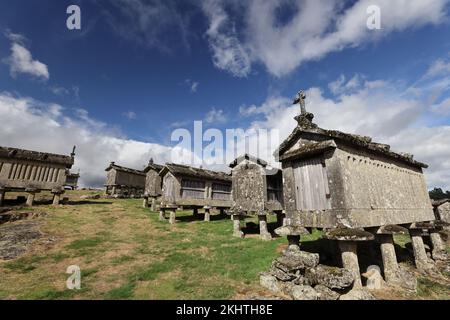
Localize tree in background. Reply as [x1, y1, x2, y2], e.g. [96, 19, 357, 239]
[429, 188, 450, 200]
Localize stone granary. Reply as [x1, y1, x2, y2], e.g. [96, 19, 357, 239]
[104, 162, 146, 198]
[142, 158, 163, 211]
[271, 90, 439, 291]
[432, 199, 450, 225]
[65, 171, 80, 190]
[159, 163, 232, 224]
[0, 146, 75, 206]
[229, 154, 284, 240]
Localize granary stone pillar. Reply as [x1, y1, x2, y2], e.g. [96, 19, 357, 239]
[159, 209, 166, 221]
[0, 188, 5, 206]
[325, 228, 374, 289]
[169, 209, 177, 224]
[275, 225, 309, 252]
[151, 198, 157, 212]
[204, 206, 211, 222]
[429, 229, 447, 261]
[232, 215, 244, 238]
[338, 241, 362, 288]
[26, 189, 38, 207]
[52, 188, 64, 206]
[378, 234, 400, 284]
[142, 197, 149, 208]
[111, 186, 117, 195]
[409, 228, 434, 271]
[258, 214, 272, 241]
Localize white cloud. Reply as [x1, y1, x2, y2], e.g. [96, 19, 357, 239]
[0, 92, 184, 187]
[184, 79, 199, 93]
[3, 31, 49, 80]
[123, 111, 137, 120]
[202, 0, 449, 77]
[202, 0, 251, 77]
[424, 56, 450, 79]
[205, 107, 227, 123]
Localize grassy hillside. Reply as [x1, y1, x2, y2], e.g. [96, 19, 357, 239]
[0, 190, 449, 300]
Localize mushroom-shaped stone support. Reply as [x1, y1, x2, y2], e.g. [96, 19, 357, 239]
[372, 225, 407, 285]
[325, 228, 374, 288]
[275, 225, 310, 252]
[408, 224, 435, 271]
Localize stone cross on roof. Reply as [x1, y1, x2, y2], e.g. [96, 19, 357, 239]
[293, 90, 307, 115]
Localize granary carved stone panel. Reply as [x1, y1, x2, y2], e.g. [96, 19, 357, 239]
[232, 163, 266, 213]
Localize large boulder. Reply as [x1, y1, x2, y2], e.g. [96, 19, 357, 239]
[290, 285, 318, 300]
[305, 265, 354, 290]
[268, 266, 297, 282]
[314, 284, 340, 300]
[339, 289, 376, 300]
[273, 251, 319, 273]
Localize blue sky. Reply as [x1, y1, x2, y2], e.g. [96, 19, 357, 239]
[1, 0, 450, 188]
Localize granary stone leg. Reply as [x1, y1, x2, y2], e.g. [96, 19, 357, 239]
[232, 215, 244, 238]
[204, 207, 211, 222]
[409, 229, 434, 271]
[159, 209, 166, 221]
[151, 198, 157, 212]
[142, 197, 149, 208]
[378, 234, 400, 284]
[258, 214, 272, 241]
[338, 241, 362, 288]
[26, 190, 37, 207]
[52, 193, 62, 206]
[111, 186, 116, 195]
[429, 229, 447, 261]
[0, 188, 5, 206]
[169, 209, 177, 225]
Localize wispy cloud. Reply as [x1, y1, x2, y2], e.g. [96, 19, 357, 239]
[3, 30, 49, 80]
[205, 107, 227, 123]
[185, 79, 199, 93]
[123, 110, 137, 120]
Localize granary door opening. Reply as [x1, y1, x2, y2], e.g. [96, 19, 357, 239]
[293, 157, 331, 211]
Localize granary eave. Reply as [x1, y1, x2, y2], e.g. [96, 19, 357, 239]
[229, 154, 268, 168]
[160, 163, 232, 182]
[279, 140, 337, 162]
[0, 146, 74, 167]
[275, 125, 428, 169]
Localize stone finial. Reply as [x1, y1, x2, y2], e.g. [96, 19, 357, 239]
[292, 90, 316, 129]
[293, 90, 307, 115]
[149, 158, 154, 165]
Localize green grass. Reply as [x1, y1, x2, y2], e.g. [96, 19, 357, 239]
[1, 192, 449, 300]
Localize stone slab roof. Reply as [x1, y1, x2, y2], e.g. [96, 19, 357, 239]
[161, 163, 231, 182]
[275, 114, 428, 169]
[0, 146, 74, 167]
[143, 163, 164, 173]
[105, 162, 145, 176]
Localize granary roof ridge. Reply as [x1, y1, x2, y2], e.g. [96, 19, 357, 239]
[105, 163, 146, 176]
[143, 162, 164, 173]
[229, 154, 268, 168]
[163, 163, 232, 182]
[0, 146, 74, 167]
[275, 124, 428, 169]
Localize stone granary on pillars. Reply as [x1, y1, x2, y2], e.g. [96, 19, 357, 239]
[104, 162, 146, 198]
[229, 154, 284, 240]
[0, 146, 75, 206]
[159, 163, 232, 224]
[142, 158, 163, 211]
[65, 171, 80, 190]
[273, 90, 438, 289]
